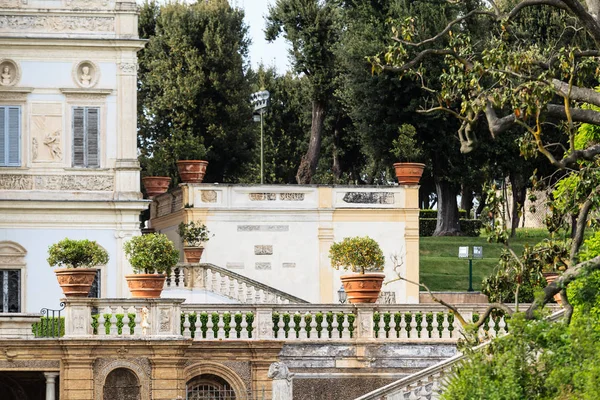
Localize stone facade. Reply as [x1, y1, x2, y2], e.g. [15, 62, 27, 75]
[0, 0, 148, 311]
[151, 184, 421, 304]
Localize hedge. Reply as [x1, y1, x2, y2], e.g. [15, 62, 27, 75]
[419, 209, 469, 219]
[419, 218, 482, 237]
[32, 316, 65, 338]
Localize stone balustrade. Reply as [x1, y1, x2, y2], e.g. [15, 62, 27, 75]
[165, 263, 309, 304]
[52, 299, 523, 343]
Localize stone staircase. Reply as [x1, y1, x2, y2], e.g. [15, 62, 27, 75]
[164, 262, 309, 304]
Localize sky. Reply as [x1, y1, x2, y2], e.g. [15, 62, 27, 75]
[231, 0, 291, 73]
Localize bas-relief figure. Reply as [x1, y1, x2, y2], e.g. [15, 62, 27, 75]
[1, 65, 11, 85]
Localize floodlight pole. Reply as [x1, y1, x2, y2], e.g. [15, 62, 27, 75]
[468, 259, 474, 292]
[260, 111, 264, 185]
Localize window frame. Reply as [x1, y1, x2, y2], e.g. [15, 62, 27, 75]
[71, 106, 100, 168]
[0, 105, 21, 167]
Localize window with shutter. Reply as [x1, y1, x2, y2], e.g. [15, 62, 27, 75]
[72, 107, 100, 168]
[0, 106, 21, 167]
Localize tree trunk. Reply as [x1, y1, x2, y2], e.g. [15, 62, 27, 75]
[433, 178, 461, 236]
[475, 191, 487, 218]
[460, 184, 474, 218]
[509, 172, 527, 237]
[296, 100, 326, 184]
[332, 119, 341, 183]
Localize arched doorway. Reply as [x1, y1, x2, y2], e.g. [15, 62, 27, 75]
[187, 373, 237, 400]
[103, 368, 140, 400]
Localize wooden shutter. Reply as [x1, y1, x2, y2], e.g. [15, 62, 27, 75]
[0, 108, 5, 166]
[7, 107, 19, 166]
[73, 107, 85, 167]
[86, 108, 100, 168]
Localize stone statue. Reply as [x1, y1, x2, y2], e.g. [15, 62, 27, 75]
[80, 65, 92, 86]
[43, 130, 62, 160]
[268, 362, 293, 400]
[141, 307, 150, 335]
[1, 65, 11, 85]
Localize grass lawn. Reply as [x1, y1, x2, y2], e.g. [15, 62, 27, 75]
[420, 229, 550, 292]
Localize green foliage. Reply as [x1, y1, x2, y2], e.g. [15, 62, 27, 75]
[234, 312, 242, 338]
[123, 233, 179, 274]
[32, 317, 65, 338]
[200, 312, 209, 339]
[245, 312, 254, 338]
[315, 312, 324, 338]
[579, 231, 600, 262]
[177, 222, 212, 247]
[293, 313, 301, 338]
[91, 314, 99, 335]
[329, 236, 385, 274]
[138, 0, 254, 183]
[47, 238, 109, 269]
[211, 312, 219, 338]
[391, 124, 424, 162]
[420, 218, 481, 237]
[222, 312, 231, 339]
[419, 218, 437, 236]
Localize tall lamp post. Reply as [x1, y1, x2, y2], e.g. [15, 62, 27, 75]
[250, 90, 270, 184]
[458, 246, 483, 292]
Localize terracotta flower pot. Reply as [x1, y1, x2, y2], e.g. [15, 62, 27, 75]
[176, 160, 209, 183]
[142, 176, 171, 198]
[393, 162, 425, 185]
[125, 274, 166, 298]
[54, 268, 97, 297]
[542, 272, 563, 306]
[340, 273, 385, 304]
[183, 247, 204, 263]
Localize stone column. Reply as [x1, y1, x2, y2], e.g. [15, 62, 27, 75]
[268, 362, 293, 400]
[44, 372, 59, 400]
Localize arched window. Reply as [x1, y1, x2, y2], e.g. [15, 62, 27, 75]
[103, 368, 140, 400]
[0, 241, 26, 313]
[187, 374, 237, 400]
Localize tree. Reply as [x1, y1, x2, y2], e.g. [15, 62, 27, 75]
[265, 0, 340, 184]
[375, 0, 600, 300]
[137, 0, 254, 184]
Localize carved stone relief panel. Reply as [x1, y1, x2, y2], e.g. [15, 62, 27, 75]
[0, 174, 114, 191]
[255, 262, 271, 270]
[0, 59, 20, 87]
[249, 193, 276, 201]
[0, 175, 33, 190]
[342, 192, 395, 204]
[200, 190, 217, 203]
[254, 245, 273, 255]
[31, 103, 63, 163]
[0, 1, 25, 9]
[0, 16, 115, 34]
[73, 60, 100, 88]
[280, 193, 304, 201]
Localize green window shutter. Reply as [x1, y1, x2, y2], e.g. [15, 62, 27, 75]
[7, 107, 20, 166]
[72, 107, 85, 167]
[86, 107, 100, 168]
[0, 107, 5, 166]
[0, 106, 21, 167]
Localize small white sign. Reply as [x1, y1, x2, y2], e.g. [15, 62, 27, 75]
[458, 246, 469, 259]
[473, 246, 483, 259]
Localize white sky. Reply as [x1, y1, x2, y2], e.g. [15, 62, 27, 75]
[232, 0, 291, 73]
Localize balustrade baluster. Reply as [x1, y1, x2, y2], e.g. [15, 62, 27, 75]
[246, 287, 254, 304]
[238, 282, 245, 303]
[122, 313, 130, 336]
[398, 314, 407, 339]
[240, 314, 248, 339]
[341, 314, 350, 340]
[229, 277, 235, 300]
[133, 307, 142, 335]
[309, 313, 318, 340]
[98, 313, 106, 337]
[299, 313, 307, 339]
[277, 314, 285, 338]
[210, 269, 217, 292]
[255, 289, 262, 303]
[183, 313, 191, 338]
[194, 312, 202, 340]
[217, 312, 225, 339]
[431, 313, 439, 339]
[498, 316, 507, 336]
[115, 307, 124, 336]
[409, 313, 419, 339]
[441, 313, 451, 339]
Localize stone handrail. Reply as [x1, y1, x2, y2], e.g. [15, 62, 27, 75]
[353, 308, 566, 400]
[58, 299, 556, 344]
[165, 263, 309, 304]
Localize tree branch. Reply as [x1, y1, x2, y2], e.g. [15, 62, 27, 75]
[505, 0, 569, 21]
[570, 184, 600, 261]
[381, 49, 473, 74]
[525, 255, 600, 319]
[553, 79, 600, 107]
[393, 10, 496, 48]
[561, 0, 600, 45]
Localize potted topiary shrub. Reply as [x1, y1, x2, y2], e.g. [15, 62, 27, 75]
[141, 151, 171, 198]
[123, 233, 179, 298]
[178, 221, 212, 263]
[391, 124, 426, 184]
[175, 136, 209, 184]
[47, 238, 108, 297]
[329, 236, 386, 304]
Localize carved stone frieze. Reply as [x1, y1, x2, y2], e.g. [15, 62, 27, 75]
[255, 262, 271, 270]
[282, 263, 296, 268]
[159, 308, 171, 332]
[342, 192, 395, 204]
[34, 175, 114, 191]
[0, 175, 33, 190]
[0, 1, 24, 9]
[201, 190, 217, 203]
[249, 192, 276, 201]
[0, 359, 60, 369]
[118, 63, 137, 74]
[237, 225, 289, 232]
[254, 245, 273, 255]
[0, 15, 115, 33]
[280, 193, 305, 201]
[65, 0, 111, 9]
